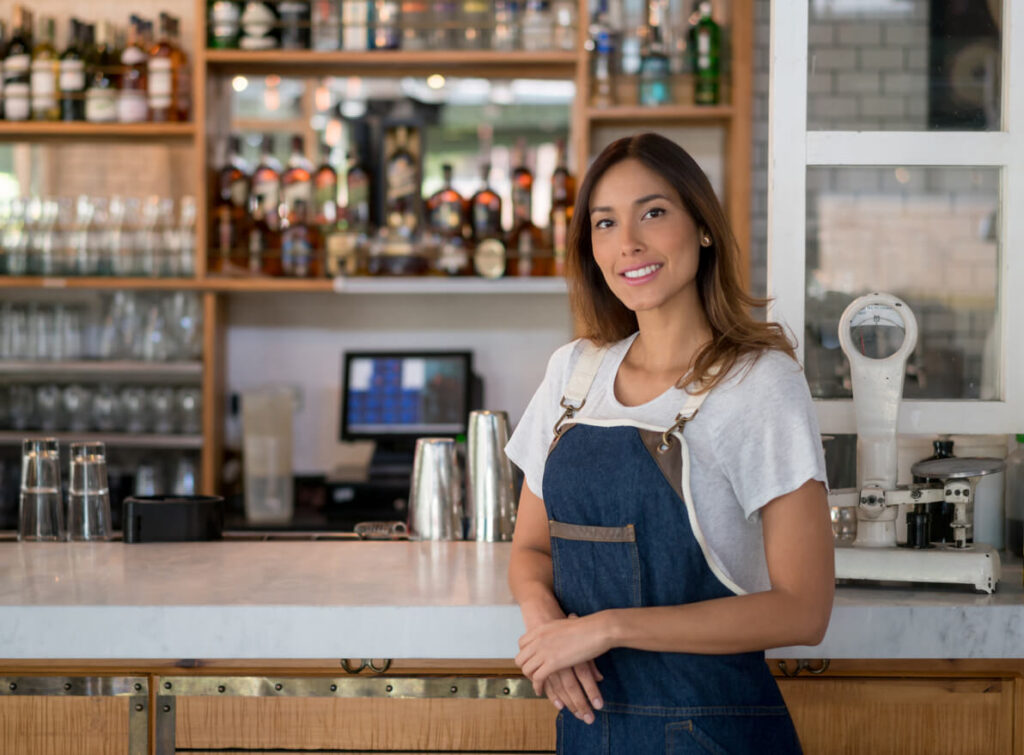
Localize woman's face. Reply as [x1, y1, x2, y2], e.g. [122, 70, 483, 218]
[589, 158, 704, 315]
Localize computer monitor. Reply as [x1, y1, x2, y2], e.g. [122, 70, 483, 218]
[340, 351, 474, 453]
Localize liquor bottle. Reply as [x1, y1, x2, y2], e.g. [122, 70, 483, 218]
[341, 1, 371, 50]
[692, 1, 720, 105]
[372, 1, 401, 50]
[385, 126, 420, 236]
[59, 20, 87, 121]
[492, 1, 520, 51]
[509, 141, 545, 276]
[281, 198, 321, 277]
[426, 164, 469, 275]
[208, 0, 243, 48]
[215, 135, 250, 270]
[3, 7, 34, 122]
[344, 149, 371, 232]
[510, 139, 533, 230]
[429, 1, 456, 48]
[278, 0, 312, 49]
[313, 142, 339, 227]
[400, 0, 430, 50]
[281, 135, 314, 230]
[549, 139, 575, 276]
[118, 17, 149, 123]
[85, 22, 118, 124]
[521, 1, 553, 52]
[459, 0, 490, 49]
[240, 1, 280, 50]
[250, 134, 283, 233]
[469, 162, 502, 242]
[169, 16, 191, 122]
[312, 0, 342, 50]
[589, 13, 615, 108]
[148, 13, 178, 122]
[552, 0, 576, 51]
[638, 0, 671, 106]
[30, 16, 60, 121]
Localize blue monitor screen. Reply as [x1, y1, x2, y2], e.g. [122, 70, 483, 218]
[343, 352, 470, 437]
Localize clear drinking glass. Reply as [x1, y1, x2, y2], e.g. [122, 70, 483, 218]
[175, 387, 202, 434]
[8, 384, 35, 430]
[149, 386, 176, 434]
[18, 438, 65, 542]
[62, 384, 93, 432]
[35, 383, 62, 431]
[121, 386, 150, 434]
[67, 441, 112, 541]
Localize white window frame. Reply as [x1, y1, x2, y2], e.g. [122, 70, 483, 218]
[767, 0, 1024, 435]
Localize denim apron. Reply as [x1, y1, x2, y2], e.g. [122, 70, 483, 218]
[542, 342, 802, 754]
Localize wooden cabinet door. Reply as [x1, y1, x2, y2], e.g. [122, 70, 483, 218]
[0, 697, 133, 755]
[778, 677, 1014, 755]
[176, 697, 557, 752]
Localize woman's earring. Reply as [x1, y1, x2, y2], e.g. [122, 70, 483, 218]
[700, 232, 712, 248]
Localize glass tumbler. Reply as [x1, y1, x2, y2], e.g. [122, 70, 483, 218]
[18, 438, 65, 541]
[67, 441, 112, 541]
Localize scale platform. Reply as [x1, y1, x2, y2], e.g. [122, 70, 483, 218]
[835, 543, 1001, 593]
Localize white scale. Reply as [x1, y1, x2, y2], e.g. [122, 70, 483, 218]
[830, 293, 1003, 593]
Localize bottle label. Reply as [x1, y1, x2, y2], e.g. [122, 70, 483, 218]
[282, 181, 312, 212]
[254, 179, 281, 220]
[4, 84, 30, 120]
[85, 88, 117, 122]
[30, 62, 57, 109]
[117, 91, 149, 122]
[241, 2, 277, 38]
[230, 178, 249, 208]
[59, 60, 85, 92]
[148, 58, 173, 108]
[4, 54, 30, 79]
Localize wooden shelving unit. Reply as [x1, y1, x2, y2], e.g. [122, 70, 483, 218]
[0, 0, 753, 497]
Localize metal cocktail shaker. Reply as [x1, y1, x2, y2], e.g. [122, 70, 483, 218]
[408, 437, 463, 540]
[466, 410, 517, 541]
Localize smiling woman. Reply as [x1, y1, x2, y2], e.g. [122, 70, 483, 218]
[505, 133, 834, 754]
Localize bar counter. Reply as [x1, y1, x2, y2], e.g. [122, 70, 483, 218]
[1, 540, 1022, 660]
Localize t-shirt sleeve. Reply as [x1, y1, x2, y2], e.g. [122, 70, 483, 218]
[504, 340, 580, 501]
[710, 353, 829, 521]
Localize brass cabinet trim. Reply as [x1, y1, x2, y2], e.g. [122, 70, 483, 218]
[0, 675, 148, 696]
[157, 675, 541, 699]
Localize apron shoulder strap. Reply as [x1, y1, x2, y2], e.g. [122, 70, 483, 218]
[562, 339, 607, 408]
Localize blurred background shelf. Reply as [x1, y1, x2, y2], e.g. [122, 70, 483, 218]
[0, 432, 203, 449]
[0, 360, 203, 382]
[331, 276, 569, 294]
[0, 122, 196, 141]
[585, 104, 735, 122]
[0, 277, 204, 290]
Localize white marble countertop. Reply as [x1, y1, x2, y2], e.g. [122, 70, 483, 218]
[0, 541, 1021, 660]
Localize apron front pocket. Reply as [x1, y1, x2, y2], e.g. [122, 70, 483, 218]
[549, 520, 643, 615]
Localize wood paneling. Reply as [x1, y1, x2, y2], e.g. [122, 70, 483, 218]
[176, 697, 557, 752]
[0, 697, 130, 755]
[779, 677, 1014, 755]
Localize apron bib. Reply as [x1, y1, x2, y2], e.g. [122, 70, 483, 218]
[542, 342, 802, 754]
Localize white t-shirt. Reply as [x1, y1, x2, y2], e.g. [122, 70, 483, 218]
[504, 333, 828, 594]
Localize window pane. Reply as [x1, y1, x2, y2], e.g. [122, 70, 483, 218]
[808, 0, 1002, 131]
[804, 166, 1000, 400]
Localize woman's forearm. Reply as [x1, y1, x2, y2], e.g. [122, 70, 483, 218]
[600, 588, 831, 656]
[508, 546, 564, 627]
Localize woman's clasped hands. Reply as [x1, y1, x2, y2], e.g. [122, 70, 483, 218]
[515, 611, 610, 725]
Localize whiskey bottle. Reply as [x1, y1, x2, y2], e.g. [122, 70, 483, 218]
[385, 126, 420, 236]
[400, 0, 430, 50]
[4, 6, 33, 122]
[117, 17, 149, 123]
[638, 0, 671, 106]
[510, 139, 533, 230]
[216, 135, 250, 269]
[169, 16, 191, 122]
[459, 0, 489, 49]
[344, 150, 372, 232]
[148, 13, 178, 122]
[492, 1, 520, 51]
[281, 135, 314, 227]
[692, 1, 720, 105]
[552, 0, 576, 51]
[282, 198, 321, 277]
[341, 1, 371, 50]
[549, 139, 575, 275]
[589, 13, 615, 108]
[427, 164, 469, 275]
[312, 0, 342, 50]
[509, 140, 547, 276]
[521, 1, 554, 52]
[278, 0, 312, 49]
[429, 0, 457, 48]
[59, 20, 87, 121]
[372, 1, 401, 50]
[250, 134, 283, 233]
[313, 142, 339, 227]
[30, 16, 60, 121]
[469, 163, 502, 242]
[208, 0, 242, 48]
[84, 22, 118, 124]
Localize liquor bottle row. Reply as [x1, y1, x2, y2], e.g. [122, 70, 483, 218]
[211, 129, 575, 279]
[0, 195, 197, 278]
[590, 0, 721, 107]
[0, 6, 190, 123]
[208, 0, 577, 52]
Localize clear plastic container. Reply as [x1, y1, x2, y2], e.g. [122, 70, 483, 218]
[242, 387, 296, 525]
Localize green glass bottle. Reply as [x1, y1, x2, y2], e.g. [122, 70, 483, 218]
[692, 1, 720, 106]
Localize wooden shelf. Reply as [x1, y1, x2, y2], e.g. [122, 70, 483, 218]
[202, 275, 568, 294]
[0, 122, 196, 141]
[0, 360, 203, 381]
[203, 276, 335, 292]
[0, 277, 204, 290]
[585, 104, 734, 123]
[203, 49, 579, 78]
[0, 432, 203, 449]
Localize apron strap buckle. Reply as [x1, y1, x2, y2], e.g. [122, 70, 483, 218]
[553, 396, 586, 437]
[657, 409, 699, 453]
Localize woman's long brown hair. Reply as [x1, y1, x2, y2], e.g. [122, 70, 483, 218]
[566, 133, 795, 393]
